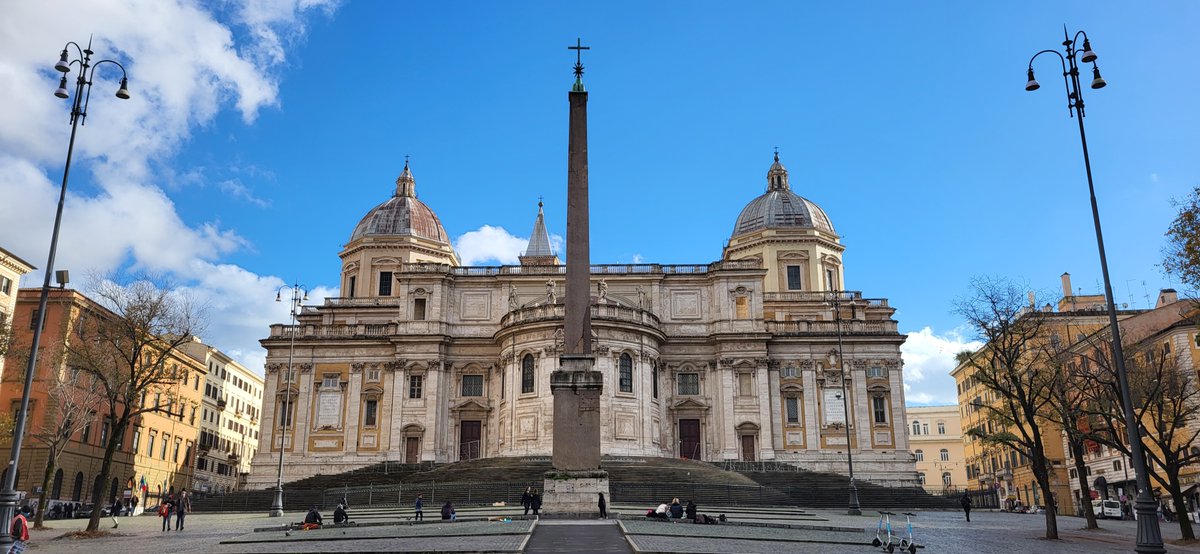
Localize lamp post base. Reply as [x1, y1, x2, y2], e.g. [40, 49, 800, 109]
[848, 479, 862, 516]
[0, 488, 19, 548]
[1132, 490, 1166, 554]
[269, 486, 284, 518]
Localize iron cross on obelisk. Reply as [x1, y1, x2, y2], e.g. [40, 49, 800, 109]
[568, 38, 589, 78]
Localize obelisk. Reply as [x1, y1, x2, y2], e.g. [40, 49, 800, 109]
[544, 38, 608, 515]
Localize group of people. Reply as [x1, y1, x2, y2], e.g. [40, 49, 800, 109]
[156, 490, 193, 531]
[646, 498, 715, 523]
[520, 487, 543, 517]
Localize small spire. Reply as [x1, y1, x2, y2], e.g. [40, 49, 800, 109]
[568, 38, 590, 92]
[773, 146, 780, 163]
[766, 150, 790, 192]
[521, 198, 559, 265]
[395, 159, 416, 197]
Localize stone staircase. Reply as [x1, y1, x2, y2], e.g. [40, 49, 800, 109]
[193, 456, 953, 512]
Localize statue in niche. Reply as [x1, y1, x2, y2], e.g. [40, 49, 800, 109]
[597, 279, 608, 304]
[636, 285, 648, 309]
[545, 280, 557, 304]
[508, 284, 519, 311]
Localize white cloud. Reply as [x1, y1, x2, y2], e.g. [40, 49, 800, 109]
[631, 254, 645, 264]
[0, 0, 339, 374]
[454, 225, 529, 266]
[900, 326, 983, 407]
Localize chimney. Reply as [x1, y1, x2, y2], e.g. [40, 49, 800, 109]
[1156, 289, 1178, 308]
[1061, 272, 1072, 298]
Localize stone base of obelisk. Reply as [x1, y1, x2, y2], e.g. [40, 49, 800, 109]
[544, 355, 606, 515]
[541, 469, 610, 516]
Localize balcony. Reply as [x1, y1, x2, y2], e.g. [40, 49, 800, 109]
[216, 398, 227, 409]
[268, 322, 398, 339]
[763, 291, 889, 307]
[500, 302, 661, 329]
[395, 259, 761, 277]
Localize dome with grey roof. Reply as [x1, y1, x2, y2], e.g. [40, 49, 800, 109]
[348, 163, 451, 244]
[731, 153, 835, 237]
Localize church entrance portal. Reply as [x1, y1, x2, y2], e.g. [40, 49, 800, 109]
[460, 421, 481, 461]
[679, 419, 701, 460]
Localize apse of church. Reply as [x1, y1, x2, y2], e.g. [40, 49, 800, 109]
[248, 154, 915, 488]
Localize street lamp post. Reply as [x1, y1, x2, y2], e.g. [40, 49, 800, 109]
[830, 291, 862, 516]
[0, 38, 129, 549]
[1026, 28, 1164, 554]
[269, 283, 307, 517]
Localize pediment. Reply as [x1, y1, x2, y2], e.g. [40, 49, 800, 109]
[670, 398, 710, 411]
[450, 399, 492, 412]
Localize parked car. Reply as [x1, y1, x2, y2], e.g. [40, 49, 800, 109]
[73, 504, 111, 518]
[1092, 499, 1122, 519]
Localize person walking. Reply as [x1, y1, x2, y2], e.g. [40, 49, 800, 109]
[175, 490, 192, 530]
[598, 492, 607, 519]
[960, 492, 973, 522]
[159, 495, 175, 532]
[414, 494, 424, 521]
[110, 497, 122, 528]
[522, 487, 533, 516]
[531, 490, 542, 517]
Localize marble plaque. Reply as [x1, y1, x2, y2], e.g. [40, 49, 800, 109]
[786, 431, 804, 445]
[826, 435, 848, 446]
[874, 431, 892, 444]
[670, 290, 702, 319]
[518, 414, 538, 438]
[460, 291, 491, 320]
[823, 389, 845, 424]
[313, 438, 339, 448]
[614, 413, 636, 440]
[317, 390, 342, 428]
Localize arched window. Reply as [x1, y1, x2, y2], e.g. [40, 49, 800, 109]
[651, 362, 659, 399]
[940, 448, 950, 462]
[915, 449, 924, 462]
[942, 472, 952, 487]
[52, 469, 63, 499]
[619, 354, 633, 393]
[521, 355, 535, 394]
[72, 472, 83, 501]
[912, 421, 921, 435]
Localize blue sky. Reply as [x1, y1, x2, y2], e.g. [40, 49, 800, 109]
[2, 1, 1196, 406]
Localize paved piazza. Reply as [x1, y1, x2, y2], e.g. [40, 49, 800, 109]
[21, 509, 1200, 553]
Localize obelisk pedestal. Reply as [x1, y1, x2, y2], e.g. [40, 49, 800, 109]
[542, 39, 609, 516]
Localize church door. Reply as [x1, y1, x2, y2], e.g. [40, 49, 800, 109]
[741, 435, 756, 462]
[679, 419, 701, 460]
[459, 421, 481, 461]
[405, 437, 421, 463]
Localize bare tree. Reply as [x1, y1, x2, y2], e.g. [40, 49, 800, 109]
[29, 365, 104, 528]
[66, 276, 205, 532]
[1077, 333, 1200, 540]
[1040, 347, 1099, 530]
[955, 277, 1061, 539]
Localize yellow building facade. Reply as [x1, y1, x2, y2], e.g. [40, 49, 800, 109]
[906, 405, 968, 493]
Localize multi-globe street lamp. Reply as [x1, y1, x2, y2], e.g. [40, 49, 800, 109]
[269, 283, 307, 517]
[1025, 28, 1164, 554]
[830, 291, 862, 516]
[0, 38, 130, 549]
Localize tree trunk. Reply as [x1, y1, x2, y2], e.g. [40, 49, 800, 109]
[33, 452, 56, 529]
[1168, 471, 1196, 540]
[1069, 439, 1099, 530]
[86, 419, 128, 532]
[1035, 469, 1060, 539]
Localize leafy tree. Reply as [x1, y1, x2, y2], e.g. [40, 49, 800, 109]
[955, 277, 1061, 539]
[66, 276, 205, 532]
[1163, 185, 1200, 293]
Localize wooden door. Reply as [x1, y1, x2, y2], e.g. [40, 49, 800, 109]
[679, 419, 701, 460]
[405, 437, 420, 463]
[741, 435, 756, 461]
[459, 421, 481, 461]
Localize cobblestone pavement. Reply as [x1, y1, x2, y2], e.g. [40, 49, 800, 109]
[625, 509, 1200, 553]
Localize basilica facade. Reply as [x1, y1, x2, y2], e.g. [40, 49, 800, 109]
[247, 154, 917, 488]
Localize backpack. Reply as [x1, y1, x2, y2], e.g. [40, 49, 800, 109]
[158, 504, 169, 517]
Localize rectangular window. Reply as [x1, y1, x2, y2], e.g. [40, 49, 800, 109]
[867, 366, 886, 378]
[500, 368, 505, 399]
[409, 375, 423, 399]
[132, 428, 141, 453]
[734, 297, 749, 319]
[785, 265, 802, 290]
[100, 421, 110, 445]
[937, 422, 946, 434]
[678, 373, 700, 396]
[147, 432, 157, 456]
[737, 373, 752, 397]
[413, 298, 427, 321]
[826, 268, 837, 290]
[160, 435, 170, 459]
[364, 399, 378, 427]
[348, 275, 356, 298]
[781, 365, 799, 378]
[378, 271, 393, 296]
[651, 364, 659, 399]
[367, 369, 381, 382]
[872, 396, 888, 424]
[785, 397, 799, 424]
[0, 276, 10, 294]
[461, 375, 483, 397]
[322, 374, 340, 389]
[29, 308, 43, 330]
[173, 440, 181, 462]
